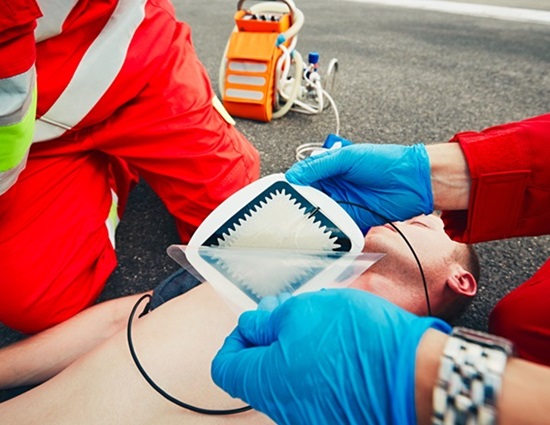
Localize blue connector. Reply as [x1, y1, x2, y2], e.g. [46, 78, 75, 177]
[322, 134, 353, 149]
[308, 51, 320, 65]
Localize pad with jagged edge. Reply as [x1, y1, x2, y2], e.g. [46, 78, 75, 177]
[199, 181, 352, 302]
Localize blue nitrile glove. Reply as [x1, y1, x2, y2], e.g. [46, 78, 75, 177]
[285, 141, 434, 234]
[257, 293, 292, 312]
[211, 289, 450, 425]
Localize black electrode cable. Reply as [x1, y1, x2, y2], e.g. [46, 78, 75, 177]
[126, 293, 253, 415]
[126, 201, 431, 415]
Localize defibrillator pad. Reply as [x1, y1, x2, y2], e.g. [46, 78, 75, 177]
[167, 174, 383, 312]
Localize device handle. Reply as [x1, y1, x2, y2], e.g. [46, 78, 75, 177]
[236, 0, 304, 42]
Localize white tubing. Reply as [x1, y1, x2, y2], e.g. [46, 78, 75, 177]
[272, 47, 303, 119]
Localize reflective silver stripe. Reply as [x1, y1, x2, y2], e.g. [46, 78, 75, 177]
[0, 150, 28, 195]
[228, 61, 268, 73]
[227, 75, 266, 86]
[35, 0, 80, 42]
[225, 88, 264, 101]
[34, 0, 147, 142]
[0, 68, 34, 126]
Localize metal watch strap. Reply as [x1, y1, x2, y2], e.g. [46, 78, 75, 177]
[432, 327, 514, 425]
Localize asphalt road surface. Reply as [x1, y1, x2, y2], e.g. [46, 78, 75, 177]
[1, 0, 550, 347]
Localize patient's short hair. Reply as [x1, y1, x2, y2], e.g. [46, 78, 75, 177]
[455, 244, 481, 282]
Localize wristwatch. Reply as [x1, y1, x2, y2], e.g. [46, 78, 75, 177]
[432, 327, 515, 425]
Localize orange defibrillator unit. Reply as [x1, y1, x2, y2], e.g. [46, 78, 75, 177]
[219, 0, 305, 122]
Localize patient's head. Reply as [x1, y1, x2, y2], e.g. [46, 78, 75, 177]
[352, 214, 479, 321]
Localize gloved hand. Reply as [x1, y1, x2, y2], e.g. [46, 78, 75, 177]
[211, 289, 450, 425]
[285, 141, 434, 233]
[256, 293, 292, 312]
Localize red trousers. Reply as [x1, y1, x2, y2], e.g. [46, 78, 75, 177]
[490, 259, 550, 366]
[0, 3, 259, 334]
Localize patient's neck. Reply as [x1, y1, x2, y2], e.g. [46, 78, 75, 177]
[351, 270, 429, 316]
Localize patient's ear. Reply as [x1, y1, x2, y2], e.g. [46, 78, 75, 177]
[446, 265, 477, 296]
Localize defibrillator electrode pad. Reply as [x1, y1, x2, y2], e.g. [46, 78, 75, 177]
[167, 174, 384, 312]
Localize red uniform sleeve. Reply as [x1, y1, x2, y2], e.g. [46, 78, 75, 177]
[0, 0, 41, 78]
[441, 113, 550, 243]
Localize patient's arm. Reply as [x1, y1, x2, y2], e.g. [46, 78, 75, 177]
[0, 292, 150, 390]
[0, 284, 272, 425]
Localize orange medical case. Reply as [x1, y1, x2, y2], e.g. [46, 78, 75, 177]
[221, 9, 292, 122]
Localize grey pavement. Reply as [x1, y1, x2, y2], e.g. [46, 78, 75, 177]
[1, 0, 550, 347]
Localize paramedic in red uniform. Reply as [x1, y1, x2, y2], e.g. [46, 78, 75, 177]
[283, 113, 550, 366]
[0, 0, 260, 334]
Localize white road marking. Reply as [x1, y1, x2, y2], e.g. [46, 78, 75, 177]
[342, 0, 550, 25]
